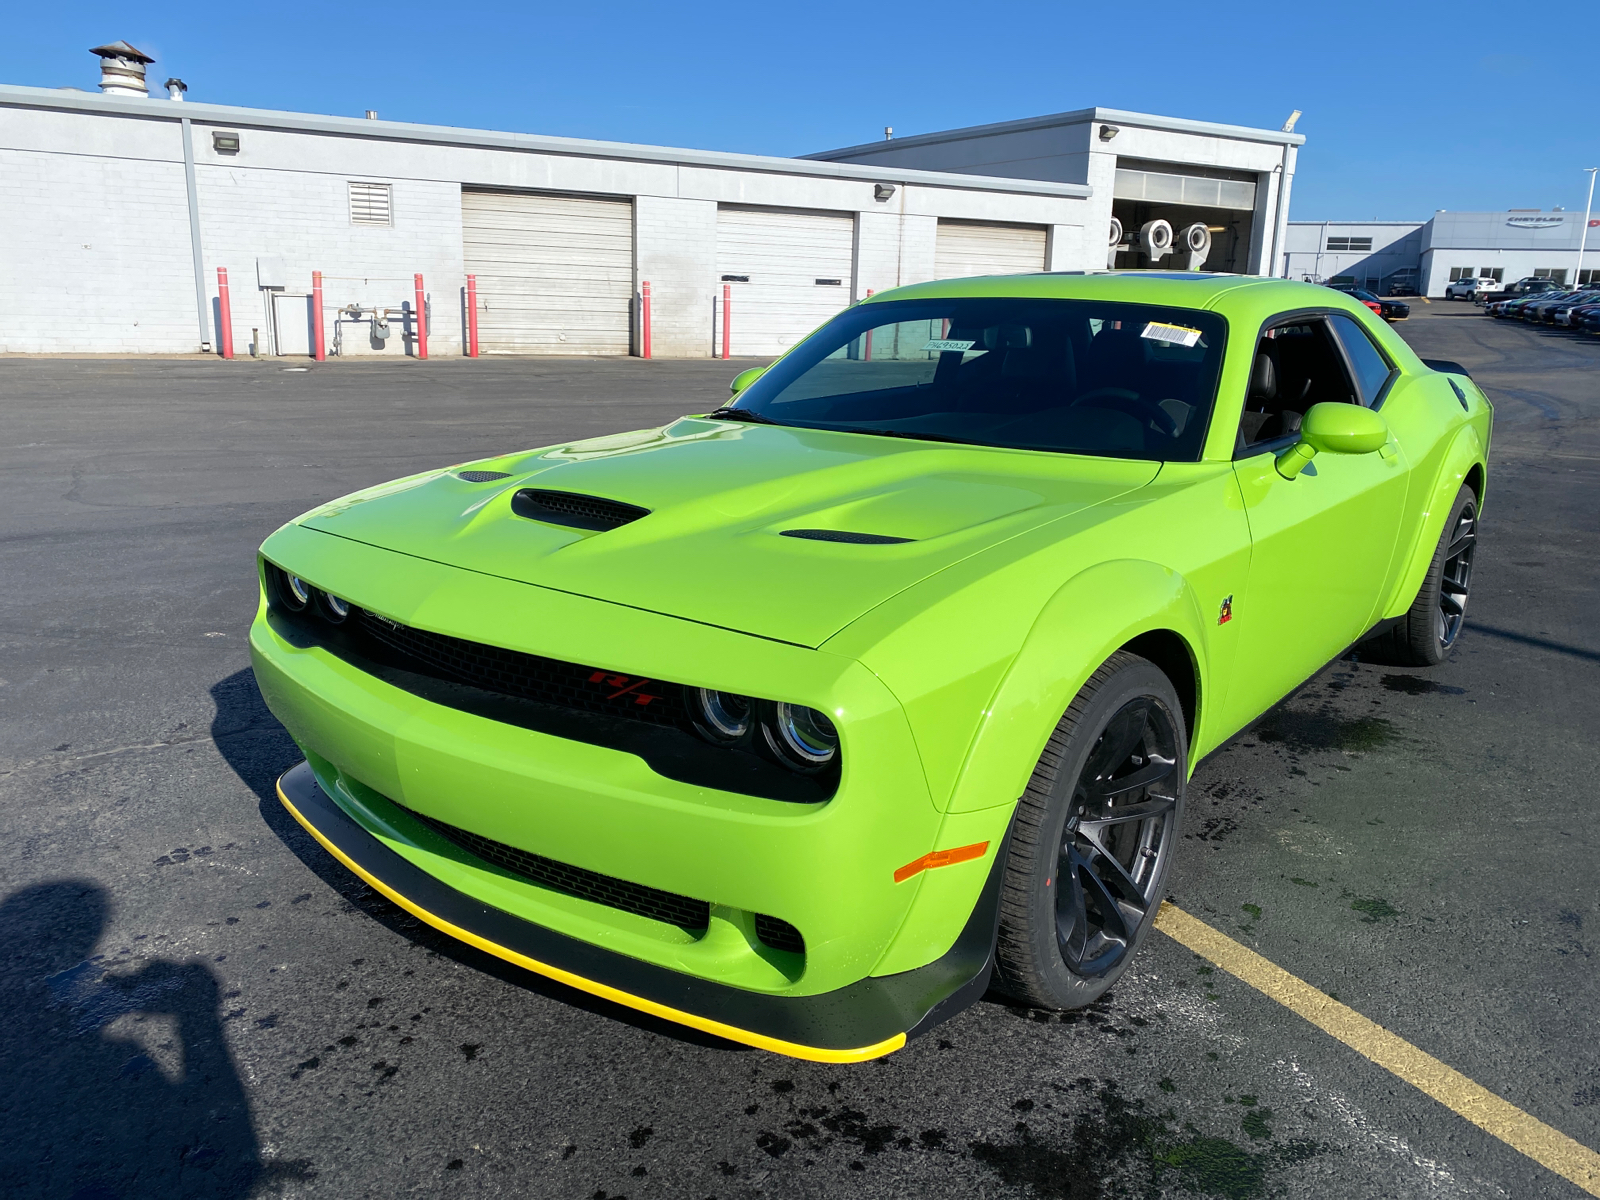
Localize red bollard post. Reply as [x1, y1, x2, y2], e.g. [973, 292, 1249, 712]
[413, 273, 428, 359]
[863, 289, 875, 360]
[641, 280, 652, 359]
[216, 267, 234, 359]
[721, 282, 731, 360]
[311, 271, 326, 361]
[466, 274, 479, 358]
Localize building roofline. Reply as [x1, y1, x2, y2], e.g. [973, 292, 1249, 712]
[804, 106, 1306, 161]
[0, 84, 1093, 200]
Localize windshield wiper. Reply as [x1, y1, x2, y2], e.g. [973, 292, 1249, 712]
[706, 406, 782, 425]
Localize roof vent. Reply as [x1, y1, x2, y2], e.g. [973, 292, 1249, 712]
[511, 488, 650, 532]
[780, 529, 912, 545]
[90, 41, 154, 98]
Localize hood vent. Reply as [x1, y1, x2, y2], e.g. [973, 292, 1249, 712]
[457, 470, 511, 482]
[781, 529, 913, 545]
[512, 488, 651, 532]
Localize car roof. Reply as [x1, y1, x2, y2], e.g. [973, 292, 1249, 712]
[869, 271, 1330, 312]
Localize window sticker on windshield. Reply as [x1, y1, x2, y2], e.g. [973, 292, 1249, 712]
[922, 338, 976, 352]
[1140, 322, 1203, 348]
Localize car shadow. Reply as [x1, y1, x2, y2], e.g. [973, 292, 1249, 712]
[208, 667, 742, 1052]
[0, 880, 283, 1198]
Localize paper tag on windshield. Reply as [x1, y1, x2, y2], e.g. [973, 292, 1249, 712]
[1140, 322, 1202, 348]
[923, 338, 976, 352]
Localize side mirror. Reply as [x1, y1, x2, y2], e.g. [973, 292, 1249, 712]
[730, 366, 766, 396]
[1276, 402, 1389, 479]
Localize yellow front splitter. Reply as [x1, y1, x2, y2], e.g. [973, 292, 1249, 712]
[274, 762, 997, 1062]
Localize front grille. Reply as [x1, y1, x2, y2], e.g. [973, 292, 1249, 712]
[781, 528, 912, 545]
[406, 806, 711, 931]
[405, 804, 806, 956]
[357, 611, 684, 728]
[512, 488, 650, 532]
[457, 470, 512, 482]
[755, 914, 805, 955]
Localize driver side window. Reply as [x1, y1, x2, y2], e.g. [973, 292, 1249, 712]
[1237, 317, 1359, 452]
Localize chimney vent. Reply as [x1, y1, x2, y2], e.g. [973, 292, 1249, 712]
[365, 110, 378, 120]
[90, 41, 154, 97]
[165, 77, 187, 101]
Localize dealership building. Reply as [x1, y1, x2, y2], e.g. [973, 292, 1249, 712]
[1284, 211, 1600, 296]
[0, 44, 1304, 357]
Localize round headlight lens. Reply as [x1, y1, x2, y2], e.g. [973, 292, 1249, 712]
[279, 571, 310, 611]
[766, 702, 839, 770]
[318, 591, 350, 622]
[687, 688, 753, 744]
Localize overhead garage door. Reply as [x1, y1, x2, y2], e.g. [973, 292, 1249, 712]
[934, 220, 1048, 280]
[462, 189, 634, 354]
[716, 206, 854, 357]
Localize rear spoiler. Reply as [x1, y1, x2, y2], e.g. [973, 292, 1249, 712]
[1421, 358, 1472, 379]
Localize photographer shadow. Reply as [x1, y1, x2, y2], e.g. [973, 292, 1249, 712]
[0, 881, 264, 1199]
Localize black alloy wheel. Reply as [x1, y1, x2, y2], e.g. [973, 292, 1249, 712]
[1056, 696, 1181, 979]
[1435, 501, 1476, 649]
[994, 651, 1187, 1010]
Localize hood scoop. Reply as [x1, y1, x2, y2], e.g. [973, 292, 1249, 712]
[780, 529, 913, 545]
[512, 488, 651, 532]
[457, 469, 512, 482]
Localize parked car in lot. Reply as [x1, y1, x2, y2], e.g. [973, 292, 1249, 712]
[1578, 306, 1600, 335]
[251, 274, 1492, 1060]
[1387, 279, 1419, 296]
[1331, 285, 1410, 321]
[1523, 290, 1597, 323]
[1557, 297, 1600, 328]
[1481, 278, 1562, 308]
[1445, 277, 1498, 300]
[1541, 290, 1600, 325]
[1489, 290, 1562, 318]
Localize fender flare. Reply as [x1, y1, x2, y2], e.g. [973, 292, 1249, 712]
[944, 558, 1210, 814]
[1382, 425, 1487, 620]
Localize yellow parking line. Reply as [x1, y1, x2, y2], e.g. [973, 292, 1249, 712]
[1154, 902, 1600, 1196]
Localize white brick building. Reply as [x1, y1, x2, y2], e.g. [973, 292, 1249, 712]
[0, 80, 1302, 358]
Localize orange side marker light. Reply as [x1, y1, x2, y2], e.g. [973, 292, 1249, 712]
[893, 841, 990, 884]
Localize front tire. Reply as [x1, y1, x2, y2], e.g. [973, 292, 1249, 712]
[993, 652, 1187, 1010]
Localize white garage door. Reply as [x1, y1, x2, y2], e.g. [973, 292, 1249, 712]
[462, 189, 634, 354]
[716, 206, 854, 357]
[934, 220, 1048, 280]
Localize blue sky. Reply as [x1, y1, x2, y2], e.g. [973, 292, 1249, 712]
[6, 1, 1595, 221]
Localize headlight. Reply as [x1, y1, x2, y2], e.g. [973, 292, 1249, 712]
[687, 688, 753, 744]
[316, 591, 350, 623]
[763, 702, 839, 772]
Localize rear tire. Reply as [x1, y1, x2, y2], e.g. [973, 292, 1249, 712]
[992, 652, 1187, 1010]
[1367, 486, 1477, 667]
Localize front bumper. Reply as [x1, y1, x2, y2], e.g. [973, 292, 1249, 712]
[276, 761, 1002, 1061]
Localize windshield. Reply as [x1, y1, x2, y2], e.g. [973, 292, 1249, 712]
[723, 297, 1228, 462]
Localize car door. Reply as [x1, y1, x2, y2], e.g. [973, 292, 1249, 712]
[1222, 311, 1410, 732]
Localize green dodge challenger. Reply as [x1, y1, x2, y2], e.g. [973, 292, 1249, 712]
[251, 273, 1491, 1061]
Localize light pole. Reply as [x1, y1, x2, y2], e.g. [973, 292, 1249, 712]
[1577, 167, 1598, 286]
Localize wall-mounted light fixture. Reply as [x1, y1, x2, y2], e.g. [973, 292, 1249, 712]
[212, 131, 240, 155]
[874, 183, 896, 201]
[1098, 124, 1119, 141]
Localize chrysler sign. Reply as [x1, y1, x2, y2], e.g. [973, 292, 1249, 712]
[1505, 215, 1565, 228]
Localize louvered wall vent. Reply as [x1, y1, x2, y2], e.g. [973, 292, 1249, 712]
[349, 181, 393, 226]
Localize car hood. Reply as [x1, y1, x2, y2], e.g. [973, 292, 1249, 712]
[299, 417, 1160, 647]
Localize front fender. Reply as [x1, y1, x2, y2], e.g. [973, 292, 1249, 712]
[945, 559, 1210, 814]
[1382, 423, 1488, 621]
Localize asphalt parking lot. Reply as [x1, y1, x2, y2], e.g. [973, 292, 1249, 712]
[2, 301, 1597, 1200]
